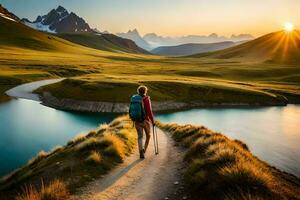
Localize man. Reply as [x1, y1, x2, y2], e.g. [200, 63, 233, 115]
[129, 85, 155, 159]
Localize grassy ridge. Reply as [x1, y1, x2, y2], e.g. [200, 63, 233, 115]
[36, 78, 288, 105]
[193, 31, 300, 65]
[157, 122, 300, 200]
[0, 115, 136, 199]
[58, 33, 149, 54]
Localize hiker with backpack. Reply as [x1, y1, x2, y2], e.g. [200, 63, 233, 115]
[129, 85, 155, 159]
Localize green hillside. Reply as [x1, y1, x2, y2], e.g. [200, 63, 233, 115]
[58, 33, 149, 54]
[0, 17, 82, 52]
[193, 31, 300, 64]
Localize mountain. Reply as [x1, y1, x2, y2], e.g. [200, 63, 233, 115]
[193, 31, 300, 64]
[151, 41, 236, 56]
[0, 6, 148, 55]
[117, 29, 152, 50]
[0, 12, 87, 52]
[58, 33, 149, 54]
[0, 4, 20, 22]
[143, 33, 254, 48]
[21, 6, 93, 33]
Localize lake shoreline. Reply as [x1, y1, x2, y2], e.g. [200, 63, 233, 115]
[39, 91, 288, 113]
[5, 78, 294, 113]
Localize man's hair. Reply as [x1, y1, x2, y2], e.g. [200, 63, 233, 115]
[137, 85, 148, 95]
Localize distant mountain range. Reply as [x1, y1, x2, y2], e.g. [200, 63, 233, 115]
[151, 41, 238, 56]
[117, 29, 254, 50]
[21, 6, 93, 33]
[144, 32, 254, 47]
[117, 29, 152, 50]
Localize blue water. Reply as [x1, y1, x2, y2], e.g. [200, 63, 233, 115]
[0, 99, 299, 178]
[0, 99, 118, 176]
[157, 105, 300, 177]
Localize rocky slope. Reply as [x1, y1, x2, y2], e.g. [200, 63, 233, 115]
[21, 6, 93, 33]
[0, 4, 20, 22]
[117, 29, 152, 50]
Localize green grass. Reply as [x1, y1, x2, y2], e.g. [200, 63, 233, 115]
[192, 30, 300, 65]
[58, 33, 148, 54]
[0, 115, 137, 199]
[36, 77, 291, 105]
[157, 122, 300, 200]
[1, 17, 300, 105]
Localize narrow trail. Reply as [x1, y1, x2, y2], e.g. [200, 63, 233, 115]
[71, 128, 187, 200]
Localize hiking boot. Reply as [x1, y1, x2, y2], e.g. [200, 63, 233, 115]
[139, 150, 145, 159]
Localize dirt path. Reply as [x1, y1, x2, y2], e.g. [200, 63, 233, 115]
[71, 128, 187, 200]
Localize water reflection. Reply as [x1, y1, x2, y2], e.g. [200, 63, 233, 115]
[0, 99, 118, 176]
[157, 105, 300, 177]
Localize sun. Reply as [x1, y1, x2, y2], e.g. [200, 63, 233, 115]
[284, 22, 294, 32]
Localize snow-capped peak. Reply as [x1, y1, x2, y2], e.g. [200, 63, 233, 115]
[21, 5, 93, 34]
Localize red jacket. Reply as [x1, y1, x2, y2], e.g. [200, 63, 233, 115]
[142, 96, 154, 124]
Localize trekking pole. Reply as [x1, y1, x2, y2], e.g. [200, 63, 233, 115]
[154, 126, 159, 154]
[152, 125, 158, 155]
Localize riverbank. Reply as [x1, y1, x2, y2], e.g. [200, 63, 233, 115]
[5, 78, 290, 113]
[0, 115, 137, 199]
[40, 91, 288, 113]
[1, 115, 300, 200]
[157, 122, 300, 200]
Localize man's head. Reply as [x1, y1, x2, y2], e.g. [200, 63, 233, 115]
[137, 85, 148, 96]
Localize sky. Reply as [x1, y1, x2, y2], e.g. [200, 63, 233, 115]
[1, 0, 300, 37]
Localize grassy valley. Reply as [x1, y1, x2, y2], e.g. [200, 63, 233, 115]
[1, 15, 300, 106]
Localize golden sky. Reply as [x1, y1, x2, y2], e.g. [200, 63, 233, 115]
[3, 0, 300, 37]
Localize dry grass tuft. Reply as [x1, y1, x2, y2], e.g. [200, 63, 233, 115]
[15, 179, 69, 200]
[40, 179, 69, 200]
[86, 131, 97, 138]
[103, 133, 126, 159]
[28, 151, 48, 166]
[67, 133, 86, 146]
[158, 121, 300, 200]
[86, 151, 102, 164]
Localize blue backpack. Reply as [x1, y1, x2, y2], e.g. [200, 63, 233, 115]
[129, 94, 146, 122]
